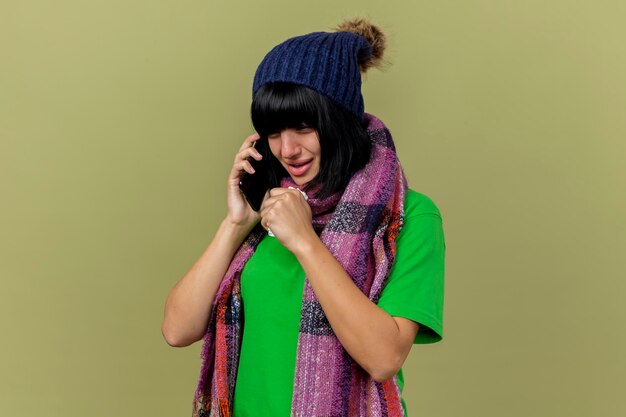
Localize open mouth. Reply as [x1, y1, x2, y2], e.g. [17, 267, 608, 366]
[286, 159, 313, 177]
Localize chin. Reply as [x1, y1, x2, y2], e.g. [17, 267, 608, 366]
[291, 178, 309, 186]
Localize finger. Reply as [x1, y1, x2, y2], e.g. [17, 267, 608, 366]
[234, 159, 256, 175]
[258, 190, 272, 212]
[259, 197, 279, 220]
[269, 188, 306, 203]
[245, 146, 263, 161]
[259, 210, 269, 227]
[234, 147, 262, 164]
[268, 187, 291, 197]
[259, 191, 292, 218]
[259, 198, 272, 218]
[238, 132, 261, 152]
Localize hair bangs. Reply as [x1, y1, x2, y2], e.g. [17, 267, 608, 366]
[251, 83, 320, 137]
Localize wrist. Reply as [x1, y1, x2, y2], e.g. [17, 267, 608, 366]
[224, 210, 257, 230]
[220, 217, 256, 243]
[291, 228, 323, 259]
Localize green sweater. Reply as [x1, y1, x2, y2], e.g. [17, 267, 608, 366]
[233, 189, 446, 416]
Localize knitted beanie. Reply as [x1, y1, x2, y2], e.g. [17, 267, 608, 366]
[252, 18, 386, 119]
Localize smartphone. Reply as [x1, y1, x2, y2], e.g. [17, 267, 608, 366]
[239, 137, 271, 211]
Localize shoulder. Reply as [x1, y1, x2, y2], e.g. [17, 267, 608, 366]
[404, 189, 442, 219]
[396, 189, 446, 248]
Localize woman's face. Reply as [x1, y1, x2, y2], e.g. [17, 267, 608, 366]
[268, 127, 321, 186]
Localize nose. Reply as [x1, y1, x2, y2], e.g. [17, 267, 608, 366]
[279, 130, 300, 158]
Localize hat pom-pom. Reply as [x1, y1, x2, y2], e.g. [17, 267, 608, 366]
[336, 18, 386, 73]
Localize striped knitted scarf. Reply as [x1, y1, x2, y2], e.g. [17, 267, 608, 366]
[193, 113, 408, 417]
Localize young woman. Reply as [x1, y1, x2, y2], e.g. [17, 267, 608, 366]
[162, 18, 446, 417]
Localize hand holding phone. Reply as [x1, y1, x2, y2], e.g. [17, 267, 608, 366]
[239, 137, 271, 211]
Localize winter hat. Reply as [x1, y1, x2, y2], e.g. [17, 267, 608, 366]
[252, 18, 386, 119]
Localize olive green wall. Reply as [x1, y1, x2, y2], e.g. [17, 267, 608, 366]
[2, 1, 624, 416]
